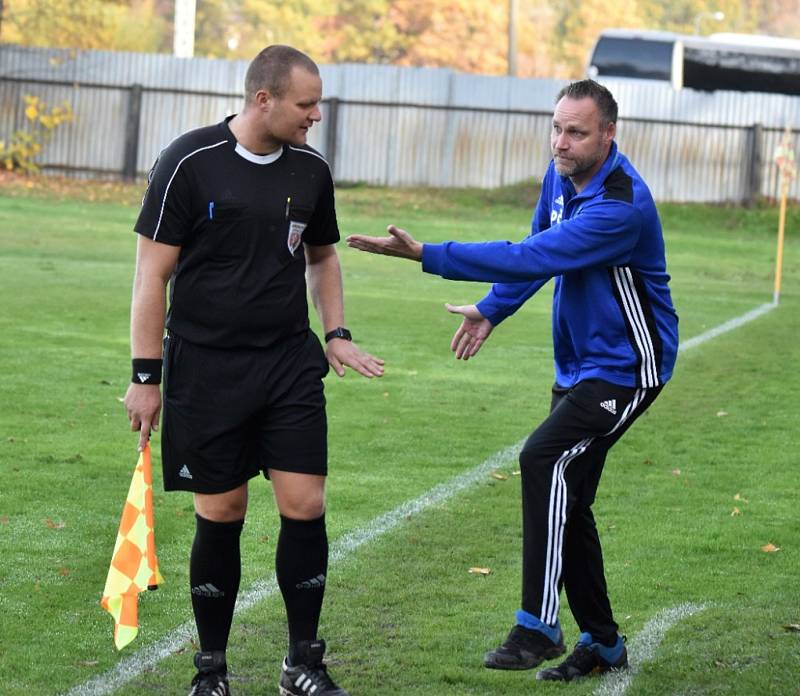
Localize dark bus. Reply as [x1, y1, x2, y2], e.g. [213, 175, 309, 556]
[587, 29, 800, 96]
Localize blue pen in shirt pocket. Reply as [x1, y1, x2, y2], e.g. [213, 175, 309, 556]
[208, 201, 215, 220]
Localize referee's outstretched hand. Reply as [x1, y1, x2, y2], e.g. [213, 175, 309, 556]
[325, 339, 385, 378]
[124, 383, 162, 451]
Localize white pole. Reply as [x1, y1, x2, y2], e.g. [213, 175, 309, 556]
[507, 0, 518, 76]
[173, 0, 197, 58]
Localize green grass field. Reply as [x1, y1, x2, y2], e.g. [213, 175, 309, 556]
[0, 177, 798, 696]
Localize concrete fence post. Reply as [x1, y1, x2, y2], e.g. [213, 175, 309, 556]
[745, 122, 763, 207]
[324, 97, 339, 178]
[122, 83, 143, 181]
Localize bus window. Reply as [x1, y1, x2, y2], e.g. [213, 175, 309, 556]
[588, 36, 674, 81]
[683, 45, 800, 95]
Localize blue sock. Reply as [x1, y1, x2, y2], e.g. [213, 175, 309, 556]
[579, 632, 625, 663]
[515, 609, 562, 643]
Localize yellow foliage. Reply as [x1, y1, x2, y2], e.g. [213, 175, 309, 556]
[0, 95, 75, 173]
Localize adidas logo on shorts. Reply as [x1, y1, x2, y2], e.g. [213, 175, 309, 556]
[600, 399, 617, 415]
[179, 464, 193, 479]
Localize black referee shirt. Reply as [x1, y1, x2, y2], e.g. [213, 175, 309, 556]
[135, 116, 339, 348]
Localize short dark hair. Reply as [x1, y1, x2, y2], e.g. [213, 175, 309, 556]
[244, 45, 319, 102]
[555, 79, 618, 128]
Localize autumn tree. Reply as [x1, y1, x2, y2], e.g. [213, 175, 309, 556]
[195, 0, 335, 60]
[2, 0, 168, 51]
[2, 0, 800, 81]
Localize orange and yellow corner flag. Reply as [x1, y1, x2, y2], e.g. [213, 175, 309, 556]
[100, 443, 164, 650]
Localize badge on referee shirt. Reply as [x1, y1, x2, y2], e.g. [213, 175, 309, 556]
[287, 221, 306, 255]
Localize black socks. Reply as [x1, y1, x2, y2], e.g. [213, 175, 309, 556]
[275, 514, 328, 664]
[189, 512, 329, 664]
[190, 514, 244, 652]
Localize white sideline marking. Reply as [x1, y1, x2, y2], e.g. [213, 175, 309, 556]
[592, 603, 708, 696]
[678, 302, 776, 353]
[64, 302, 773, 695]
[62, 442, 525, 696]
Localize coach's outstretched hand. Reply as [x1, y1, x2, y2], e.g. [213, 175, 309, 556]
[446, 304, 494, 360]
[346, 225, 423, 261]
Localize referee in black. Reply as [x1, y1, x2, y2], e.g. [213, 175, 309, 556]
[123, 45, 383, 696]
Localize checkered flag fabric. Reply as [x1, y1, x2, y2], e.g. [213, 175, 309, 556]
[100, 444, 164, 649]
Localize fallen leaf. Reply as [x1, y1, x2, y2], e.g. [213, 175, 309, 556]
[78, 660, 99, 667]
[511, 470, 521, 476]
[783, 624, 800, 633]
[761, 543, 780, 553]
[734, 493, 749, 503]
[58, 567, 70, 577]
[671, 468, 681, 476]
[468, 567, 491, 576]
[0, 516, 8, 524]
[44, 518, 66, 529]
[716, 411, 728, 417]
[730, 507, 741, 516]
[491, 472, 508, 481]
[643, 458, 653, 465]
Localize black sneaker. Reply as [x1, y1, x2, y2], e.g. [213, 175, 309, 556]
[537, 634, 628, 681]
[484, 625, 566, 670]
[189, 651, 231, 696]
[278, 639, 349, 696]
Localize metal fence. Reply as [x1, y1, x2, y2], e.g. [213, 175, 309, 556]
[1, 44, 799, 202]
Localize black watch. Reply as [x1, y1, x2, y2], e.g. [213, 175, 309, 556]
[324, 327, 352, 342]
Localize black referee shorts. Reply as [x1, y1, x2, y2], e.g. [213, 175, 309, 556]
[161, 330, 329, 493]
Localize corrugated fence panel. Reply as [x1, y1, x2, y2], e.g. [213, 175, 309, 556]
[2, 45, 800, 201]
[335, 104, 391, 184]
[501, 113, 554, 187]
[393, 107, 449, 187]
[616, 121, 751, 203]
[449, 111, 506, 188]
[57, 85, 127, 173]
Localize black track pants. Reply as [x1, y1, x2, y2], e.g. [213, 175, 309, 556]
[519, 378, 662, 643]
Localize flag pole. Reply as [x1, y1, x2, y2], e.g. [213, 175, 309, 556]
[774, 182, 787, 305]
[772, 127, 796, 306]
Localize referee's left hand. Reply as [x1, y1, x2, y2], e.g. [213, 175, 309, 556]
[326, 339, 385, 378]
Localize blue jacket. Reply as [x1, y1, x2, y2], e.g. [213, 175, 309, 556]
[421, 142, 678, 389]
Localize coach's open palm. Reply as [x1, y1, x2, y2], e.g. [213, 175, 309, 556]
[346, 224, 423, 261]
[447, 303, 494, 360]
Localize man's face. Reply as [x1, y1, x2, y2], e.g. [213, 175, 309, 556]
[550, 96, 615, 190]
[263, 66, 322, 146]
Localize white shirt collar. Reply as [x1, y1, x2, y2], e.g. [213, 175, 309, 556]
[234, 142, 283, 164]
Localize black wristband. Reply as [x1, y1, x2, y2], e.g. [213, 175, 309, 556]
[132, 358, 162, 385]
[324, 327, 352, 342]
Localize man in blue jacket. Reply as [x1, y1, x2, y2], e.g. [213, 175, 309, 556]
[347, 80, 678, 682]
